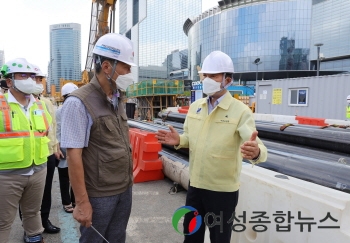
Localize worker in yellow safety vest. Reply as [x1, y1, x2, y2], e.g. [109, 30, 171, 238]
[0, 58, 52, 243]
[346, 95, 350, 120]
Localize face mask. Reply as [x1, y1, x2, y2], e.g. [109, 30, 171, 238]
[116, 73, 134, 91]
[32, 83, 44, 95]
[14, 78, 36, 94]
[202, 77, 222, 96]
[107, 64, 134, 91]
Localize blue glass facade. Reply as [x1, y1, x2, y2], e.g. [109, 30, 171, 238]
[49, 23, 81, 92]
[120, 0, 202, 82]
[119, 0, 127, 35]
[0, 50, 4, 67]
[187, 0, 312, 82]
[311, 0, 350, 71]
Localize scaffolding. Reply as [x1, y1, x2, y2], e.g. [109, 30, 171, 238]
[126, 79, 184, 120]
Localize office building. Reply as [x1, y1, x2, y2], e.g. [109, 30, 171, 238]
[184, 0, 348, 84]
[119, 0, 202, 82]
[0, 50, 4, 68]
[49, 23, 81, 93]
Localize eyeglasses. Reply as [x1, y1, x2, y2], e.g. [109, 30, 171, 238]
[16, 73, 36, 79]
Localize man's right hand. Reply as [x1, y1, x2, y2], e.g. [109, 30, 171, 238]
[73, 200, 93, 228]
[155, 125, 180, 145]
[54, 149, 64, 160]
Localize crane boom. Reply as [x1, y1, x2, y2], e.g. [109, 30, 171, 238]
[84, 0, 117, 75]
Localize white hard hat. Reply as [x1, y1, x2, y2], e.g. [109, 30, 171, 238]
[61, 83, 78, 96]
[92, 33, 136, 66]
[347, 95, 350, 100]
[198, 51, 234, 74]
[1, 58, 35, 76]
[32, 64, 46, 77]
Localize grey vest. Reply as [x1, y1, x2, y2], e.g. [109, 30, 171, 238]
[71, 76, 133, 197]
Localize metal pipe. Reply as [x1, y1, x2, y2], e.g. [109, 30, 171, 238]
[128, 120, 350, 194]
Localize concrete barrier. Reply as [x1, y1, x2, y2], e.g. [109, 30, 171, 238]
[160, 154, 350, 242]
[325, 119, 350, 126]
[255, 113, 350, 128]
[231, 163, 350, 243]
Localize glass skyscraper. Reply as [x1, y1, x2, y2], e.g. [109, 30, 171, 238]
[49, 23, 81, 92]
[183, 0, 350, 84]
[119, 0, 202, 82]
[185, 0, 313, 83]
[0, 50, 4, 68]
[311, 0, 350, 71]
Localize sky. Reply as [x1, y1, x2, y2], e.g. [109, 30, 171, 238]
[0, 0, 219, 76]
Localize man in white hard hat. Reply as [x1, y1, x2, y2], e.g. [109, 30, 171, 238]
[0, 58, 52, 243]
[346, 95, 350, 120]
[31, 64, 61, 234]
[156, 51, 267, 243]
[61, 33, 135, 243]
[56, 83, 78, 214]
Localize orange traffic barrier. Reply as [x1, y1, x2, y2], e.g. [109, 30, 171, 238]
[295, 116, 328, 126]
[178, 106, 189, 114]
[129, 129, 164, 183]
[178, 108, 188, 114]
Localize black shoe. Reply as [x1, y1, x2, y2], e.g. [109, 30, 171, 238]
[43, 219, 61, 234]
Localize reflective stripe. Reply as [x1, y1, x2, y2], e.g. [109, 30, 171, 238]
[35, 100, 49, 131]
[0, 131, 30, 138]
[0, 131, 47, 138]
[34, 131, 47, 137]
[0, 94, 12, 132]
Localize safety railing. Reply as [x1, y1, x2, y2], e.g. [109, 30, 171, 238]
[126, 79, 184, 97]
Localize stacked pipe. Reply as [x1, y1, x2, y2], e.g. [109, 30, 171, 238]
[158, 111, 350, 154]
[128, 119, 350, 194]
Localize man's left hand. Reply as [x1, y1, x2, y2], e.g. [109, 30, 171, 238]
[240, 131, 260, 160]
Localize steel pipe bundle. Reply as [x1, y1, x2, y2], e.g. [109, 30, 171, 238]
[158, 111, 350, 154]
[128, 119, 350, 194]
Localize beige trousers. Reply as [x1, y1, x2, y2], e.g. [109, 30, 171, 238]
[0, 167, 47, 242]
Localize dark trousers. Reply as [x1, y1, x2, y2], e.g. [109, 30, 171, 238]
[57, 166, 75, 206]
[79, 187, 132, 243]
[40, 154, 56, 224]
[183, 185, 239, 243]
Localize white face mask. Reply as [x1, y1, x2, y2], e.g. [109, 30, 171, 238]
[202, 77, 222, 96]
[32, 83, 44, 95]
[116, 73, 134, 91]
[107, 64, 134, 91]
[202, 75, 233, 96]
[14, 78, 36, 94]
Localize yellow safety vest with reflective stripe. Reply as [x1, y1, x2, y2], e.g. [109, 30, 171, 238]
[347, 106, 350, 120]
[0, 93, 52, 170]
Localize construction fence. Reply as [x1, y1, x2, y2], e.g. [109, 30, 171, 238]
[126, 79, 184, 97]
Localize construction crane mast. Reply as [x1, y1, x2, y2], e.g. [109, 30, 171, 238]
[83, 0, 117, 84]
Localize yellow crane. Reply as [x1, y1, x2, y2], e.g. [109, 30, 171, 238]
[82, 0, 117, 84]
[58, 0, 117, 101]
